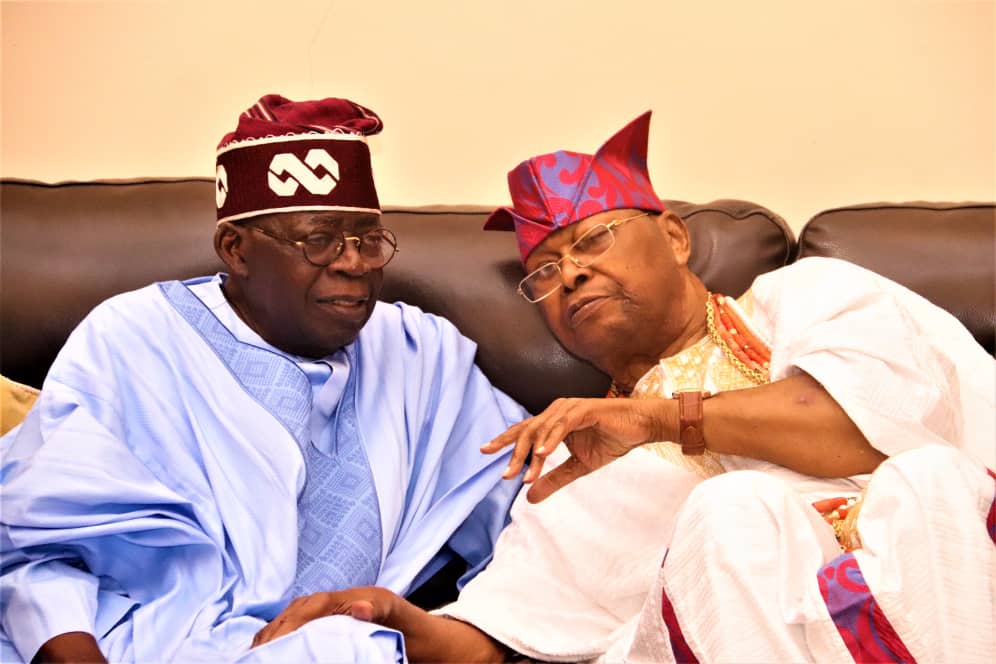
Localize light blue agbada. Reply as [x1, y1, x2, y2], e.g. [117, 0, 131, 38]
[0, 275, 527, 662]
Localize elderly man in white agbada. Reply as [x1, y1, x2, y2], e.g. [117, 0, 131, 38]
[250, 112, 995, 664]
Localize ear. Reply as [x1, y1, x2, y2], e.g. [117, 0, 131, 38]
[657, 211, 691, 266]
[215, 222, 251, 277]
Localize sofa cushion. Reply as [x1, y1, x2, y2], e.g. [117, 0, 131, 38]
[796, 202, 995, 354]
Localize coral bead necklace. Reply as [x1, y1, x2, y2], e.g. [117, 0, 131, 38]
[705, 292, 771, 385]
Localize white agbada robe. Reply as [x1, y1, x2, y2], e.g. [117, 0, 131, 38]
[438, 257, 996, 662]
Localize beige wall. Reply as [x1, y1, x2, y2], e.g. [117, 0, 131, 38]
[2, 0, 994, 231]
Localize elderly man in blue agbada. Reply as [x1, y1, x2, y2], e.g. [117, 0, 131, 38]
[0, 95, 527, 663]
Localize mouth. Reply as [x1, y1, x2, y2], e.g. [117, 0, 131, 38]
[316, 294, 371, 320]
[567, 294, 612, 328]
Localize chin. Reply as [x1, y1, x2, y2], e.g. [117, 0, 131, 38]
[313, 309, 376, 352]
[319, 331, 363, 355]
[570, 319, 630, 357]
[559, 329, 603, 364]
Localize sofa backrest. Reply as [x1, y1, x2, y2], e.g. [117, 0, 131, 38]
[380, 199, 794, 413]
[796, 202, 995, 355]
[1, 179, 794, 413]
[2, 180, 226, 389]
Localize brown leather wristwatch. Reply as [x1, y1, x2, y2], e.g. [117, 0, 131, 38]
[673, 391, 713, 455]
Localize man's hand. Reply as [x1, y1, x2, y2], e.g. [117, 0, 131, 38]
[252, 586, 401, 648]
[480, 397, 676, 503]
[483, 374, 885, 495]
[253, 587, 510, 662]
[33, 632, 107, 664]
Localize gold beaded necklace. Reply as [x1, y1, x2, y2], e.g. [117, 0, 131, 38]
[705, 293, 771, 385]
[607, 293, 772, 397]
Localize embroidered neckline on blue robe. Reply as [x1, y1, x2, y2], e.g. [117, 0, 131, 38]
[159, 281, 382, 595]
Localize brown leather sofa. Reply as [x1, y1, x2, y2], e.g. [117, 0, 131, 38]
[2, 179, 993, 417]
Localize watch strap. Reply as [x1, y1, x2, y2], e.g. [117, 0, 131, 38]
[674, 391, 711, 455]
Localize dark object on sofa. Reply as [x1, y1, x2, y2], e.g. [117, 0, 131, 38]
[2, 180, 992, 413]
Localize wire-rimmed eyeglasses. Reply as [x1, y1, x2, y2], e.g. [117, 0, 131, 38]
[517, 212, 650, 303]
[251, 225, 399, 269]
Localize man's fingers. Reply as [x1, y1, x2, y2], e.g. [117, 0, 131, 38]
[523, 453, 547, 484]
[525, 455, 590, 503]
[251, 593, 334, 649]
[535, 417, 573, 457]
[262, 620, 298, 645]
[348, 600, 375, 622]
[252, 614, 289, 648]
[480, 422, 524, 454]
[530, 413, 564, 455]
[523, 415, 576, 482]
[252, 617, 292, 648]
[502, 431, 535, 479]
[483, 399, 574, 450]
[484, 399, 599, 481]
[486, 411, 560, 478]
[508, 405, 570, 476]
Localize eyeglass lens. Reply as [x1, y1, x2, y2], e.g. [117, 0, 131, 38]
[520, 225, 614, 301]
[305, 228, 398, 268]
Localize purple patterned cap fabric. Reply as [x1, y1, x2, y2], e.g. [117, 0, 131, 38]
[484, 111, 665, 262]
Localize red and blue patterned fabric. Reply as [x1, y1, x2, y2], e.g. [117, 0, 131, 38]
[484, 111, 666, 262]
[818, 554, 916, 662]
[816, 468, 995, 663]
[659, 467, 996, 663]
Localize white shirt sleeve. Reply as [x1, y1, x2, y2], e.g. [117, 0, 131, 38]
[749, 257, 995, 465]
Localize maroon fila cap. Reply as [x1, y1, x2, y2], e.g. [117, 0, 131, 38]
[215, 94, 383, 224]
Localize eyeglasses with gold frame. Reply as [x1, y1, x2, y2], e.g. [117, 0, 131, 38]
[517, 211, 650, 303]
[250, 225, 399, 269]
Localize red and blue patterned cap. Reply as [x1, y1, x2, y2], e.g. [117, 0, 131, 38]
[484, 111, 665, 262]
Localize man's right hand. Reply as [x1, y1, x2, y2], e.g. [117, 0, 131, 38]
[252, 587, 509, 663]
[252, 586, 403, 648]
[33, 632, 106, 664]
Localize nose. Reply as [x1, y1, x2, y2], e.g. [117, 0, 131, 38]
[328, 237, 370, 276]
[558, 257, 590, 293]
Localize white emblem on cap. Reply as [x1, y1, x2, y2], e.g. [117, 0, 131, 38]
[216, 165, 229, 208]
[267, 149, 340, 196]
